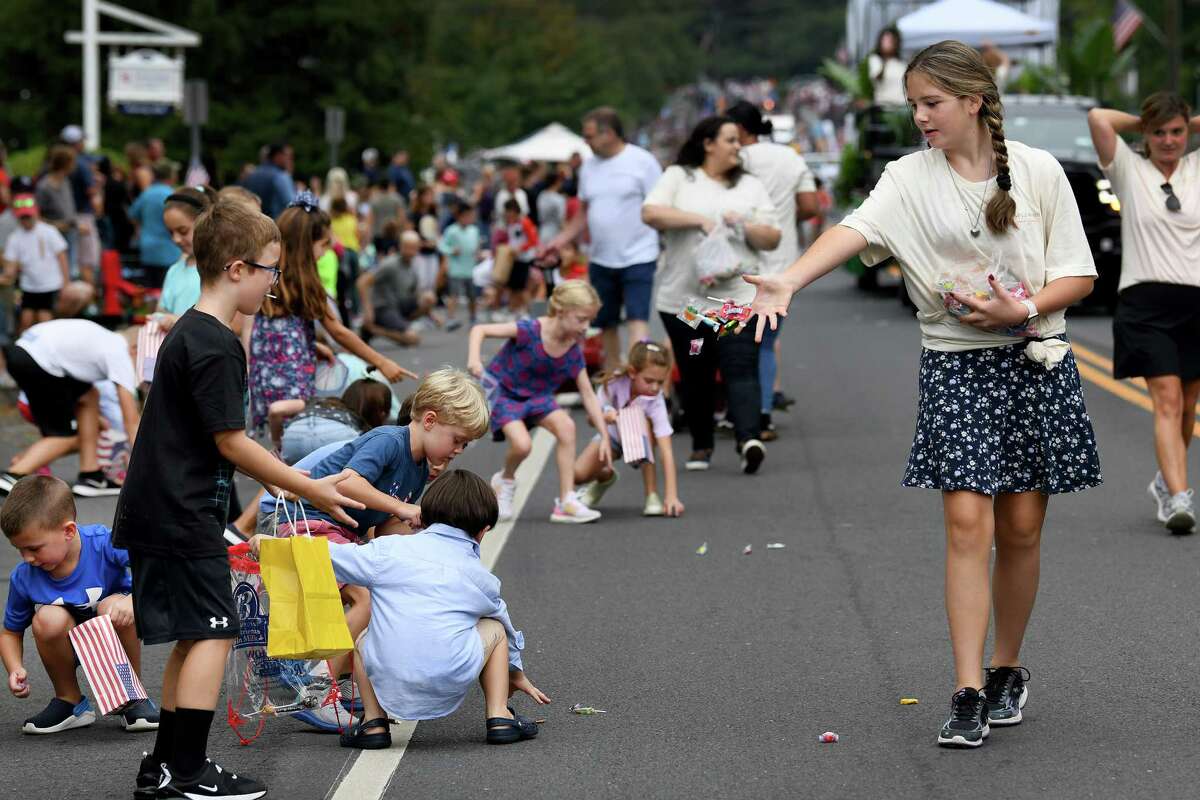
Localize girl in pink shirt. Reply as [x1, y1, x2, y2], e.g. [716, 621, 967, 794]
[574, 341, 684, 517]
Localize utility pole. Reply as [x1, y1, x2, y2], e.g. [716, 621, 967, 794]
[1165, 0, 1180, 92]
[325, 107, 345, 171]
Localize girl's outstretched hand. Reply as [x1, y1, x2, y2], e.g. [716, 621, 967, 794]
[741, 273, 795, 343]
[467, 359, 484, 378]
[378, 358, 419, 382]
[663, 496, 685, 517]
[509, 670, 551, 705]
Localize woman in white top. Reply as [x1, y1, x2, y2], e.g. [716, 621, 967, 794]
[745, 41, 1101, 748]
[1088, 93, 1200, 532]
[728, 100, 819, 438]
[642, 116, 780, 474]
[868, 27, 907, 108]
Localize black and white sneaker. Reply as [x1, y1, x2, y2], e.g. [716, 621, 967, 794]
[134, 751, 162, 800]
[156, 760, 266, 799]
[72, 472, 123, 497]
[0, 471, 26, 494]
[937, 687, 989, 748]
[22, 696, 95, 734]
[122, 698, 160, 731]
[739, 439, 765, 475]
[983, 666, 1030, 726]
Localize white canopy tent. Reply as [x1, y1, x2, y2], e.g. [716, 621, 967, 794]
[896, 0, 1056, 51]
[482, 123, 592, 163]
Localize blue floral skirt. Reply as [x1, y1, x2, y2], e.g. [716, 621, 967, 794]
[903, 342, 1102, 495]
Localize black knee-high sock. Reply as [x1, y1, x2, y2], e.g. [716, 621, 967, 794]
[150, 708, 176, 764]
[172, 707, 215, 777]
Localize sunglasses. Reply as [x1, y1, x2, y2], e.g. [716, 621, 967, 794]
[225, 260, 281, 284]
[1161, 182, 1181, 212]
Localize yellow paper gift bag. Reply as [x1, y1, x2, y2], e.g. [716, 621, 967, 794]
[259, 534, 353, 660]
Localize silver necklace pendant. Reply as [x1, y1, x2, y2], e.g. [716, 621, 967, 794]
[970, 228, 980, 238]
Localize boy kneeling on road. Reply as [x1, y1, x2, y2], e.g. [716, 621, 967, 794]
[0, 475, 159, 734]
[252, 469, 550, 747]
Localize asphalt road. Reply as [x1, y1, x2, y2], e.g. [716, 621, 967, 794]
[1, 271, 1196, 800]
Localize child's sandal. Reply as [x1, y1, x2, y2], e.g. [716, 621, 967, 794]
[486, 708, 539, 745]
[339, 718, 392, 750]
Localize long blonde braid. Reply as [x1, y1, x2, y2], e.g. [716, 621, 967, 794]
[979, 95, 1017, 234]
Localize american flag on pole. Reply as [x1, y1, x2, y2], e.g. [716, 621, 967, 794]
[1113, 0, 1144, 51]
[136, 322, 166, 383]
[68, 614, 148, 715]
[616, 406, 653, 466]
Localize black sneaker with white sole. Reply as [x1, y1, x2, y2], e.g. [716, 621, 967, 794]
[156, 759, 266, 799]
[937, 687, 989, 748]
[23, 696, 95, 734]
[72, 471, 123, 497]
[0, 471, 26, 494]
[122, 698, 160, 731]
[739, 439, 765, 474]
[133, 751, 162, 800]
[983, 666, 1030, 726]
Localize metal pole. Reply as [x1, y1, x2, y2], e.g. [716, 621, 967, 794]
[83, 0, 101, 149]
[329, 142, 337, 170]
[1165, 0, 1180, 92]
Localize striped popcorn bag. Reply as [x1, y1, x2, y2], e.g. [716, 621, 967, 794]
[616, 406, 653, 467]
[68, 614, 148, 715]
[136, 322, 166, 383]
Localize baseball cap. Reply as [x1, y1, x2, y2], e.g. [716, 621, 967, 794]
[12, 194, 38, 218]
[60, 125, 85, 144]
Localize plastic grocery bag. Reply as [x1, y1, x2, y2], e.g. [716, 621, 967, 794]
[694, 222, 759, 287]
[259, 508, 354, 661]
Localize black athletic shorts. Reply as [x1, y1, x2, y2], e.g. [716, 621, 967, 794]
[507, 259, 533, 291]
[2, 344, 92, 437]
[20, 290, 59, 311]
[1113, 282, 1200, 380]
[129, 552, 239, 645]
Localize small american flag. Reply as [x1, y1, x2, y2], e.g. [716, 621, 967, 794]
[617, 406, 653, 466]
[1112, 0, 1143, 51]
[136, 322, 166, 383]
[68, 615, 148, 715]
[184, 160, 210, 188]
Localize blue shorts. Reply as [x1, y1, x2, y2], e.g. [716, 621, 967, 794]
[588, 261, 656, 329]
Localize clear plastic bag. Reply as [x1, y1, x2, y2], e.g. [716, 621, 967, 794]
[694, 222, 758, 287]
[935, 258, 1037, 338]
[225, 542, 351, 744]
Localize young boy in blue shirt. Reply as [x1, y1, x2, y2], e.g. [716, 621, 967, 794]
[111, 199, 364, 800]
[255, 469, 551, 749]
[0, 475, 159, 735]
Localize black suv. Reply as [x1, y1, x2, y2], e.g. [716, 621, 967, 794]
[1001, 94, 1121, 308]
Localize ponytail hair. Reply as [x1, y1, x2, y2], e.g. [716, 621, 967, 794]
[599, 340, 671, 386]
[905, 40, 1016, 235]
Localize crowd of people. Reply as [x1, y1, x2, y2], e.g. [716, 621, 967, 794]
[0, 34, 1197, 799]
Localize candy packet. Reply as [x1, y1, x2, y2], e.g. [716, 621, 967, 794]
[936, 258, 1037, 338]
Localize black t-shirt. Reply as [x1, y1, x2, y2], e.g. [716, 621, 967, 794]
[112, 308, 247, 558]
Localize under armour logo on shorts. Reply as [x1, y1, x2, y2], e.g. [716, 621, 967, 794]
[209, 616, 229, 629]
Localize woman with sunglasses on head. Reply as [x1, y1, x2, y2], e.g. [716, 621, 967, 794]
[1089, 93, 1200, 532]
[245, 191, 417, 436]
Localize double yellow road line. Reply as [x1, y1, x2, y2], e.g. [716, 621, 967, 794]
[1071, 340, 1200, 435]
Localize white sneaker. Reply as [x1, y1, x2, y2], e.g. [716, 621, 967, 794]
[1163, 489, 1195, 533]
[643, 492, 665, 516]
[492, 471, 516, 521]
[550, 493, 601, 523]
[577, 471, 618, 508]
[1148, 471, 1171, 523]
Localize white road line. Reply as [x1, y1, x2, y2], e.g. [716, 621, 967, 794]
[327, 429, 555, 800]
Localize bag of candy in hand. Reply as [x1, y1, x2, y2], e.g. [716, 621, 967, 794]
[936, 260, 1038, 338]
[694, 220, 759, 287]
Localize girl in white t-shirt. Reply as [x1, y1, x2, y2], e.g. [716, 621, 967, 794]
[746, 41, 1101, 749]
[643, 116, 780, 475]
[1088, 93, 1200, 532]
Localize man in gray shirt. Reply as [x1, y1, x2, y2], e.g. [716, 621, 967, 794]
[358, 232, 435, 346]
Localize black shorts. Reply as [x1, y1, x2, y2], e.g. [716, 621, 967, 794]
[1113, 282, 1200, 380]
[2, 344, 92, 437]
[129, 552, 239, 645]
[20, 290, 59, 311]
[507, 259, 533, 291]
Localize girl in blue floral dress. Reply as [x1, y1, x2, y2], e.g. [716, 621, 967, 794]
[745, 42, 1101, 749]
[467, 280, 612, 524]
[247, 192, 416, 433]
